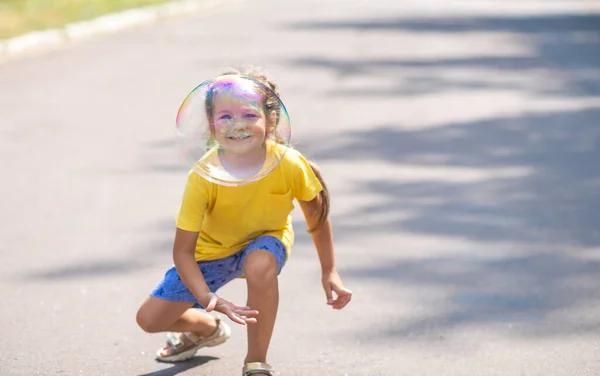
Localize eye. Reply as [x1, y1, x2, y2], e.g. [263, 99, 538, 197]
[244, 113, 258, 119]
[219, 114, 233, 121]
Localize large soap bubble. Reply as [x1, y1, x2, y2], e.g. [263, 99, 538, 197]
[175, 74, 291, 186]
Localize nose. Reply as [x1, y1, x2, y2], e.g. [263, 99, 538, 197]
[231, 117, 248, 129]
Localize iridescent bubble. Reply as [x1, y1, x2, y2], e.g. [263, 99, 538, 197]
[175, 74, 291, 186]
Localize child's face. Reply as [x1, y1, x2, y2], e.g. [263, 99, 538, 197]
[211, 91, 267, 155]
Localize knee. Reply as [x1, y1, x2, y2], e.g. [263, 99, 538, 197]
[136, 306, 163, 333]
[244, 250, 279, 286]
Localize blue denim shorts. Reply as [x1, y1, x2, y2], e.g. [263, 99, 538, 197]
[150, 235, 287, 309]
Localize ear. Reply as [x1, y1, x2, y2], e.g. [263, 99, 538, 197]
[266, 110, 277, 133]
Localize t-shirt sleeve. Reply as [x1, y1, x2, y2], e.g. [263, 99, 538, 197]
[290, 150, 324, 202]
[175, 170, 210, 232]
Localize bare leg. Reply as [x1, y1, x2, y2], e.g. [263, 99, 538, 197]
[243, 249, 280, 370]
[136, 296, 218, 356]
[137, 296, 217, 334]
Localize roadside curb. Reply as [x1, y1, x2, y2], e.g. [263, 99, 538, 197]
[0, 0, 220, 61]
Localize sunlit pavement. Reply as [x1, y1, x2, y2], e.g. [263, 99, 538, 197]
[1, 0, 599, 375]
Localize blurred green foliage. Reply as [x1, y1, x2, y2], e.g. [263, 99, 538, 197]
[0, 0, 173, 39]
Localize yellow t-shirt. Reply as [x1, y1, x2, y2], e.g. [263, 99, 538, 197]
[175, 141, 323, 261]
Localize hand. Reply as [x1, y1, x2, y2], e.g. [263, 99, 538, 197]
[322, 269, 352, 310]
[203, 292, 259, 325]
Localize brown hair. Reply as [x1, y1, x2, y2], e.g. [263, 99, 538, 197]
[303, 158, 330, 233]
[208, 66, 330, 232]
[204, 67, 284, 144]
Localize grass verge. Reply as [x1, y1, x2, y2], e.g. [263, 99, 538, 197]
[0, 0, 176, 40]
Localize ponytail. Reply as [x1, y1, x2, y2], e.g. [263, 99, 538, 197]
[306, 160, 330, 233]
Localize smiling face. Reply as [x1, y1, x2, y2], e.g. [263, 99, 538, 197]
[210, 90, 268, 155]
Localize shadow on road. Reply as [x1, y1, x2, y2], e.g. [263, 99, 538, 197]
[138, 356, 219, 376]
[281, 12, 600, 342]
[284, 13, 600, 98]
[20, 10, 600, 344]
[299, 108, 600, 341]
[308, 108, 600, 247]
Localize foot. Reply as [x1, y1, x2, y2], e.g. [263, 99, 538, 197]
[156, 332, 197, 358]
[155, 317, 231, 362]
[242, 362, 275, 376]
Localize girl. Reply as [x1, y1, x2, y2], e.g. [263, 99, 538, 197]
[135, 67, 352, 376]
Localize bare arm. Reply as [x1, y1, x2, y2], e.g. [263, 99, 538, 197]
[172, 228, 212, 306]
[299, 193, 352, 310]
[298, 194, 335, 274]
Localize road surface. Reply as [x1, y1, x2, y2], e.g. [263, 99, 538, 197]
[1, 0, 599, 375]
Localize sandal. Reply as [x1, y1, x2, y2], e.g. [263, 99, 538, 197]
[155, 317, 231, 363]
[242, 362, 275, 375]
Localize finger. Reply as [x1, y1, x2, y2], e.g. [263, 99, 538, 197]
[227, 310, 248, 325]
[240, 315, 258, 324]
[205, 293, 218, 312]
[332, 286, 353, 296]
[331, 287, 352, 306]
[329, 290, 351, 307]
[332, 294, 352, 310]
[333, 297, 350, 310]
[234, 307, 259, 317]
[232, 304, 258, 312]
[324, 285, 334, 305]
[232, 312, 258, 324]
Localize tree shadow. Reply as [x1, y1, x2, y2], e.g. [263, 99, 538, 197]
[275, 9, 600, 340]
[309, 107, 600, 246]
[283, 13, 600, 97]
[131, 11, 600, 341]
[138, 356, 218, 376]
[301, 105, 600, 341]
[287, 13, 600, 33]
[34, 10, 598, 343]
[347, 254, 600, 340]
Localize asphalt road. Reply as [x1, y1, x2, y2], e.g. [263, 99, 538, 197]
[1, 0, 599, 375]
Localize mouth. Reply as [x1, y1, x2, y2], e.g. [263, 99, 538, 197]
[226, 132, 252, 141]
